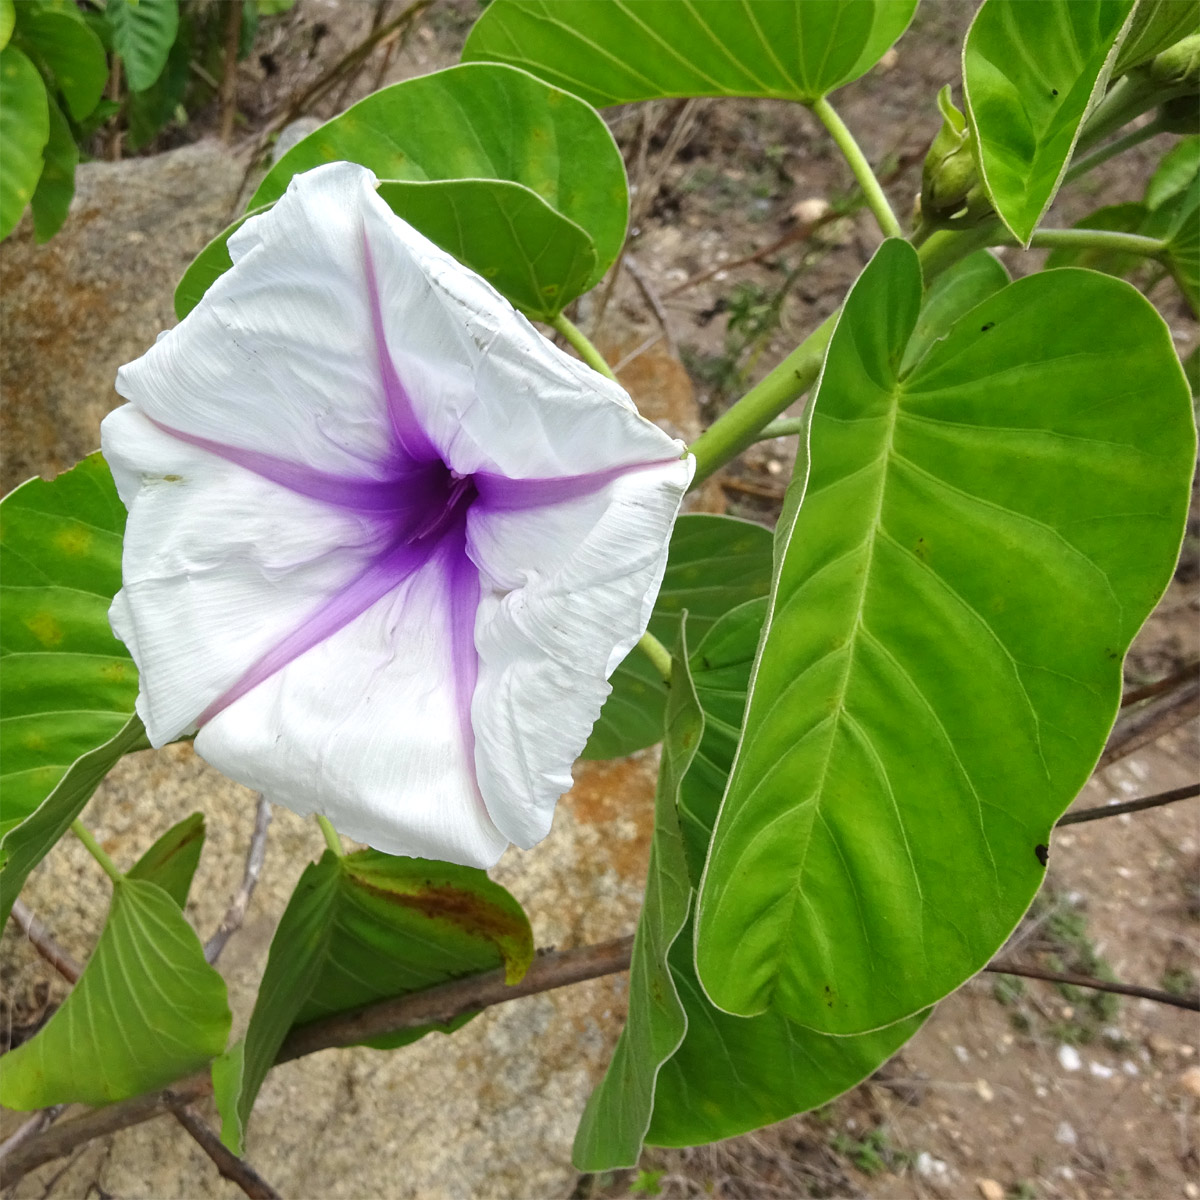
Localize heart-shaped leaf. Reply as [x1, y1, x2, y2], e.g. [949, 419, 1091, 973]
[463, 0, 918, 107]
[964, 0, 1137, 244]
[0, 876, 231, 1108]
[1146, 134, 1200, 211]
[575, 614, 924, 1170]
[250, 62, 626, 312]
[584, 515, 773, 760]
[105, 0, 177, 93]
[0, 454, 142, 927]
[215, 850, 533, 1154]
[694, 239, 1195, 1034]
[18, 3, 107, 120]
[0, 44, 48, 240]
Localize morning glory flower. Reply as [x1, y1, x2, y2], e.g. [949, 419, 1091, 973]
[102, 162, 692, 868]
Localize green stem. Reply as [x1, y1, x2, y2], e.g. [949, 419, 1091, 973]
[916, 219, 1005, 279]
[811, 96, 903, 239]
[1028, 227, 1168, 258]
[688, 311, 837, 487]
[550, 312, 619, 382]
[1074, 72, 1189, 156]
[638, 630, 673, 684]
[71, 819, 123, 884]
[1064, 114, 1168, 184]
[316, 815, 344, 857]
[759, 416, 807, 439]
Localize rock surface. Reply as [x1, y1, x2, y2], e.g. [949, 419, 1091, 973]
[1, 142, 700, 1199]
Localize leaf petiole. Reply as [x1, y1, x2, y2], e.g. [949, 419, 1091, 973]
[550, 312, 619, 383]
[315, 815, 344, 858]
[70, 820, 123, 885]
[637, 630, 673, 684]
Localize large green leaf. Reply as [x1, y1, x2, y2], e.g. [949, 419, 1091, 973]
[0, 714, 147, 931]
[583, 514, 773, 760]
[900, 249, 1010, 375]
[127, 812, 205, 909]
[463, 0, 918, 107]
[0, 44, 48, 240]
[576, 612, 925, 1170]
[0, 0, 14, 51]
[215, 850, 533, 1154]
[964, 0, 1137, 244]
[105, 0, 178, 92]
[18, 3, 107, 120]
[29, 92, 77, 242]
[694, 239, 1195, 1034]
[0, 876, 231, 1108]
[0, 454, 137, 838]
[574, 621, 703, 1171]
[1113, 0, 1200, 75]
[250, 63, 626, 307]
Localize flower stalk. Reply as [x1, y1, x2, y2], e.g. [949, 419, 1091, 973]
[550, 312, 619, 382]
[811, 96, 903, 239]
[70, 820, 122, 885]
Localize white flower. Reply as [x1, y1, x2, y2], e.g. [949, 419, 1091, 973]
[102, 162, 692, 868]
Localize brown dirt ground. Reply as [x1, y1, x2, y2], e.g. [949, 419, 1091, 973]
[5, 2, 1198, 1198]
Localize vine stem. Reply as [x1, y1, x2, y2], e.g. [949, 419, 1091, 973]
[1028, 227, 1167, 258]
[1064, 114, 1169, 184]
[688, 311, 837, 487]
[638, 631, 673, 683]
[810, 96, 903, 240]
[70, 820, 122, 884]
[550, 312, 619, 382]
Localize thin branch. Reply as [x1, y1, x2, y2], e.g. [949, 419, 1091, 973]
[1098, 678, 1200, 769]
[0, 1108, 65, 1164]
[623, 256, 676, 356]
[169, 1104, 281, 1200]
[10, 901, 81, 984]
[1122, 660, 1200, 707]
[1057, 781, 1199, 827]
[204, 796, 272, 964]
[985, 960, 1199, 1012]
[0, 937, 634, 1184]
[332, 0, 391, 111]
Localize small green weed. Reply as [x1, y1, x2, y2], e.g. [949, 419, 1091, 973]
[630, 1168, 665, 1197]
[830, 1126, 913, 1177]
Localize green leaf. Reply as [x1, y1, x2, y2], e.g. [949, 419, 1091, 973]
[1162, 173, 1199, 315]
[378, 179, 596, 322]
[0, 877, 231, 1109]
[250, 62, 626, 309]
[576, 612, 926, 1169]
[573, 621, 702, 1171]
[0, 44, 49, 240]
[105, 0, 178, 92]
[694, 239, 1195, 1035]
[18, 4, 107, 120]
[125, 5, 192, 151]
[1146, 134, 1200, 210]
[0, 454, 137, 839]
[900, 249, 1010, 375]
[0, 713, 146, 931]
[29, 92, 77, 242]
[216, 850, 534, 1154]
[127, 812, 205, 909]
[463, 0, 918, 107]
[1113, 0, 1200, 75]
[0, 0, 14, 51]
[964, 0, 1137, 244]
[583, 515, 774, 760]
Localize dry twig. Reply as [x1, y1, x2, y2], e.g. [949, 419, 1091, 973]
[204, 796, 272, 965]
[10, 902, 81, 984]
[169, 1103, 282, 1200]
[1098, 677, 1199, 768]
[985, 959, 1199, 1012]
[218, 0, 243, 144]
[1057, 781, 1199, 827]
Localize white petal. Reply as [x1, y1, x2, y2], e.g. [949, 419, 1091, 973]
[469, 454, 694, 848]
[115, 163, 402, 477]
[348, 168, 687, 476]
[195, 551, 510, 869]
[102, 406, 386, 745]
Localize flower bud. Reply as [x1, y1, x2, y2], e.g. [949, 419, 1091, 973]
[921, 86, 992, 228]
